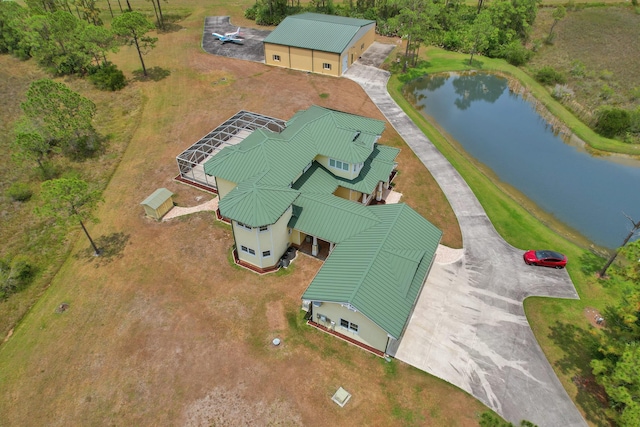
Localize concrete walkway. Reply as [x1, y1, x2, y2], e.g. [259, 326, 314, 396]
[163, 197, 218, 221]
[344, 45, 586, 427]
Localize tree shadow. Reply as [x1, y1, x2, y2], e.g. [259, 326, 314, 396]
[157, 22, 184, 33]
[467, 58, 485, 69]
[547, 321, 612, 426]
[75, 232, 130, 267]
[133, 67, 171, 82]
[579, 251, 605, 276]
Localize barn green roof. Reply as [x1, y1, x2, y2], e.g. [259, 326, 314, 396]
[263, 13, 375, 54]
[301, 204, 442, 339]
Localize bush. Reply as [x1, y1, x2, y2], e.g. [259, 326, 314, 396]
[570, 60, 586, 78]
[497, 40, 532, 66]
[629, 107, 640, 133]
[552, 84, 574, 100]
[88, 62, 127, 91]
[600, 84, 614, 100]
[7, 182, 32, 202]
[535, 66, 566, 85]
[595, 108, 631, 138]
[0, 256, 34, 300]
[244, 4, 257, 20]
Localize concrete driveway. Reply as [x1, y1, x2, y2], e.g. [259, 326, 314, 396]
[202, 16, 271, 62]
[344, 47, 586, 427]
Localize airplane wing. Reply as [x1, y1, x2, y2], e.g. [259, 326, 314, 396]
[212, 33, 225, 39]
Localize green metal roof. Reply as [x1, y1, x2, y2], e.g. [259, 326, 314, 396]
[204, 105, 385, 187]
[335, 145, 399, 194]
[140, 188, 173, 210]
[263, 13, 375, 54]
[218, 172, 300, 227]
[291, 163, 338, 194]
[288, 193, 379, 243]
[302, 203, 442, 339]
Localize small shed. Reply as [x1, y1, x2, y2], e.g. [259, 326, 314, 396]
[141, 188, 174, 220]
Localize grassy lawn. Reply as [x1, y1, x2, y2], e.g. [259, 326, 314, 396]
[386, 45, 630, 426]
[0, 1, 479, 426]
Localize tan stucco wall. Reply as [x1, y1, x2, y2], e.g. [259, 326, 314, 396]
[290, 229, 306, 246]
[143, 197, 173, 220]
[215, 177, 237, 200]
[333, 186, 363, 202]
[311, 50, 340, 76]
[345, 25, 375, 68]
[311, 302, 389, 353]
[264, 43, 291, 69]
[234, 206, 293, 269]
[290, 46, 313, 72]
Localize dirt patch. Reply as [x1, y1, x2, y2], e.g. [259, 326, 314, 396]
[184, 385, 303, 427]
[266, 300, 286, 332]
[584, 306, 605, 329]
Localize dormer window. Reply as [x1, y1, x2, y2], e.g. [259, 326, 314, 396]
[329, 158, 349, 172]
[352, 131, 361, 141]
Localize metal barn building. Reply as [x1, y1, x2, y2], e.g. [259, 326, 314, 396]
[263, 13, 376, 76]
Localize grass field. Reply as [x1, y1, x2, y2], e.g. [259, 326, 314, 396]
[529, 6, 640, 144]
[0, 1, 480, 426]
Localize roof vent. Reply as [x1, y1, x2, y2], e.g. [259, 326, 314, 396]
[352, 131, 361, 141]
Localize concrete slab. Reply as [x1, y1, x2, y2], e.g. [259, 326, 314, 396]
[356, 41, 398, 68]
[344, 61, 586, 427]
[202, 16, 271, 62]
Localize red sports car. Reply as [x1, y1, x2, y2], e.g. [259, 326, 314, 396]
[523, 250, 567, 269]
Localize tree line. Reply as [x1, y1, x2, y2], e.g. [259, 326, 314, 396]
[246, 0, 540, 67]
[0, 0, 158, 81]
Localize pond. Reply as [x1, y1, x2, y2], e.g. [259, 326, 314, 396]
[404, 72, 640, 249]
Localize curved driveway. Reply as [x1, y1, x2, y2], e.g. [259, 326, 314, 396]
[344, 46, 586, 427]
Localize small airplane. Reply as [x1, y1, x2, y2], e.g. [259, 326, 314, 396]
[212, 27, 244, 44]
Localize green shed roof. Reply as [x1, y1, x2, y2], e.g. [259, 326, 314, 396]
[302, 203, 442, 339]
[140, 188, 173, 210]
[219, 172, 300, 227]
[263, 13, 375, 54]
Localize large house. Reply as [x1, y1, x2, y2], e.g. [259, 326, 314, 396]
[203, 105, 442, 355]
[263, 13, 376, 76]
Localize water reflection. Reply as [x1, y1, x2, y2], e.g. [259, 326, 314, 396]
[452, 72, 507, 110]
[404, 72, 640, 249]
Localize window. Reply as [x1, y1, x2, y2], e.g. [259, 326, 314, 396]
[237, 222, 252, 231]
[259, 225, 268, 232]
[323, 63, 331, 70]
[329, 158, 349, 172]
[340, 318, 359, 334]
[240, 245, 255, 255]
[262, 250, 271, 257]
[273, 54, 280, 62]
